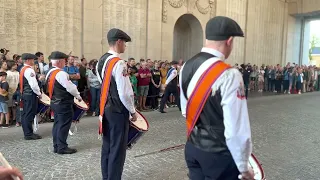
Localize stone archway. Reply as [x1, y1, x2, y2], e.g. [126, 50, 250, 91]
[173, 14, 203, 61]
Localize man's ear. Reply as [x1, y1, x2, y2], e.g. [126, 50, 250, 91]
[226, 37, 234, 46]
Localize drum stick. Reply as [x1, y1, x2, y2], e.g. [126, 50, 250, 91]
[0, 152, 20, 180]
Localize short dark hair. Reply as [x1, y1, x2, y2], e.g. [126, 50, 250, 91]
[128, 57, 135, 61]
[35, 52, 43, 57]
[6, 60, 16, 70]
[108, 41, 117, 46]
[0, 71, 7, 77]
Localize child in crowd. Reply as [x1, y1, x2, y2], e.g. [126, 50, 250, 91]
[128, 67, 138, 106]
[0, 72, 10, 128]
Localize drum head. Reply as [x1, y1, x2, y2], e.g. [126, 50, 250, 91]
[74, 97, 89, 110]
[131, 112, 149, 131]
[40, 94, 50, 105]
[249, 154, 265, 180]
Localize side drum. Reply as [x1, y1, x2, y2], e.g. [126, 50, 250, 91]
[127, 111, 149, 149]
[37, 94, 50, 114]
[73, 97, 89, 122]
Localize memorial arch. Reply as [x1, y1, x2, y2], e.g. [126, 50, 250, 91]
[172, 14, 203, 61]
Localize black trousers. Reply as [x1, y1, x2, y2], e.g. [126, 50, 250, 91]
[51, 103, 73, 151]
[21, 94, 38, 137]
[149, 85, 160, 109]
[185, 142, 240, 180]
[159, 85, 180, 111]
[101, 107, 129, 180]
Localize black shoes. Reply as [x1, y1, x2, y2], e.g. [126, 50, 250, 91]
[24, 134, 42, 140]
[57, 147, 77, 154]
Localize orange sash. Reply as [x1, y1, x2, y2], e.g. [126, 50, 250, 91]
[19, 66, 31, 108]
[47, 69, 61, 98]
[99, 57, 121, 135]
[186, 61, 231, 137]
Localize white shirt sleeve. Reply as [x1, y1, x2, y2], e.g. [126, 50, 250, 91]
[112, 60, 136, 114]
[165, 69, 177, 85]
[179, 65, 187, 118]
[55, 71, 81, 99]
[220, 69, 252, 173]
[24, 68, 41, 96]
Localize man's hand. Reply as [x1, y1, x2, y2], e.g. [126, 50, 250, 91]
[0, 166, 24, 180]
[240, 168, 254, 180]
[130, 113, 138, 122]
[39, 74, 45, 81]
[76, 96, 82, 102]
[38, 94, 42, 99]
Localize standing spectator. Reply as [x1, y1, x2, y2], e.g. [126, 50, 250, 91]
[87, 60, 101, 116]
[0, 72, 9, 128]
[149, 62, 161, 110]
[296, 68, 303, 94]
[63, 56, 80, 85]
[258, 67, 264, 92]
[127, 57, 138, 74]
[128, 67, 138, 106]
[6, 60, 19, 124]
[137, 61, 151, 111]
[0, 61, 7, 72]
[35, 52, 46, 75]
[159, 62, 168, 96]
[16, 55, 23, 72]
[78, 58, 88, 100]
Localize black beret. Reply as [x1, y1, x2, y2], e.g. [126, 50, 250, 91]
[107, 28, 131, 42]
[21, 53, 38, 60]
[50, 51, 68, 60]
[206, 16, 244, 41]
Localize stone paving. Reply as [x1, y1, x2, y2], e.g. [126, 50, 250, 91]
[1, 92, 320, 180]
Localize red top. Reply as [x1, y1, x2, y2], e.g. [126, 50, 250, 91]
[138, 68, 151, 86]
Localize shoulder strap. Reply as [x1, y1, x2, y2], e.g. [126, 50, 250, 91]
[166, 68, 174, 79]
[99, 57, 121, 135]
[181, 52, 215, 99]
[47, 69, 61, 98]
[19, 66, 31, 94]
[186, 61, 231, 137]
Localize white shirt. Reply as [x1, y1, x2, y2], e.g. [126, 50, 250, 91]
[38, 62, 44, 74]
[96, 50, 135, 114]
[165, 67, 178, 85]
[23, 65, 41, 96]
[179, 47, 252, 173]
[45, 67, 81, 99]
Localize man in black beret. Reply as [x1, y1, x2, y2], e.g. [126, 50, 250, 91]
[96, 28, 136, 180]
[19, 53, 43, 140]
[159, 60, 180, 113]
[179, 16, 254, 180]
[45, 51, 82, 154]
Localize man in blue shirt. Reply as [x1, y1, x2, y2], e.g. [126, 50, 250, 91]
[63, 56, 80, 85]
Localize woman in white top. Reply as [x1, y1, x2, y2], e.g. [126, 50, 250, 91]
[87, 60, 101, 116]
[6, 60, 19, 123]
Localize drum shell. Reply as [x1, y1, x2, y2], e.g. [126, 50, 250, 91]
[73, 98, 89, 121]
[37, 94, 50, 114]
[127, 111, 149, 147]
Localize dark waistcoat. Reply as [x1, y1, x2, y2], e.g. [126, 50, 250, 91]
[182, 52, 231, 155]
[47, 67, 74, 104]
[97, 53, 125, 113]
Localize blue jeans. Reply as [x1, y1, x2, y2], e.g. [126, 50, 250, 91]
[90, 87, 101, 114]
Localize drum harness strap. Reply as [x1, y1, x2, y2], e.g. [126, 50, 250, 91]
[186, 61, 230, 138]
[98, 57, 121, 136]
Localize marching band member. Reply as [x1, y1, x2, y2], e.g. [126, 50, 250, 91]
[96, 28, 137, 180]
[159, 61, 180, 113]
[179, 16, 254, 180]
[19, 53, 42, 140]
[45, 51, 82, 154]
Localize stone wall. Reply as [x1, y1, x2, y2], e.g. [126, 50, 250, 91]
[0, 0, 82, 59]
[102, 0, 147, 61]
